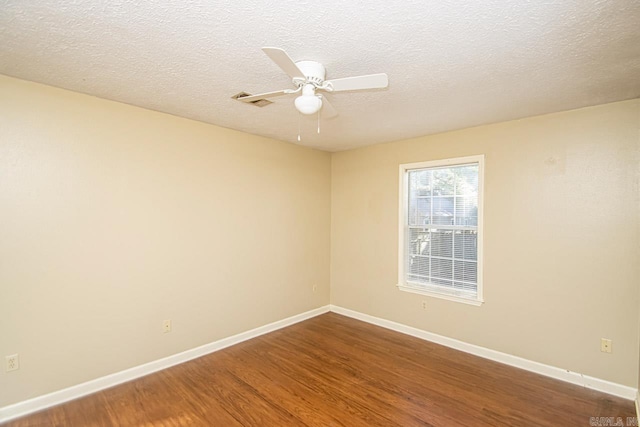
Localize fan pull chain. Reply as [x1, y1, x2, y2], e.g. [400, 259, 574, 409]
[317, 108, 321, 134]
[297, 114, 301, 142]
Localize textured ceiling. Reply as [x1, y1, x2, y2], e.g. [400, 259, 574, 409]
[1, 1, 639, 151]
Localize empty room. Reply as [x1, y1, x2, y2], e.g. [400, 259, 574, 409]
[1, 1, 639, 426]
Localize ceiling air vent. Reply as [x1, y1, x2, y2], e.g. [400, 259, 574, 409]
[232, 92, 273, 107]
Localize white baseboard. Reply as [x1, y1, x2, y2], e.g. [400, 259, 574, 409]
[329, 305, 636, 400]
[0, 305, 331, 423]
[635, 390, 640, 421]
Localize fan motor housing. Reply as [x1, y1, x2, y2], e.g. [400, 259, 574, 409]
[294, 60, 326, 86]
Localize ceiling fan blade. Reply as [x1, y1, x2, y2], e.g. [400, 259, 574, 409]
[262, 47, 305, 80]
[320, 95, 338, 118]
[325, 73, 389, 92]
[235, 90, 289, 103]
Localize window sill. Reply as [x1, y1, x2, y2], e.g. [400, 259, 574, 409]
[397, 283, 484, 306]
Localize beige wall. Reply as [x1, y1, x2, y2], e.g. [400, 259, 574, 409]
[0, 75, 331, 406]
[331, 99, 640, 387]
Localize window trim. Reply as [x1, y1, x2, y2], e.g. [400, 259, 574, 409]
[397, 155, 485, 306]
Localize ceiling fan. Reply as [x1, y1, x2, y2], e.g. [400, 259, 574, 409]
[235, 47, 389, 118]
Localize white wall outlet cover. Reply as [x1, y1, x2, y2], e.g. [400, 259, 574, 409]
[163, 320, 172, 333]
[6, 354, 19, 372]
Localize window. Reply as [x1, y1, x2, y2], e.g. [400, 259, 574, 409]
[398, 155, 484, 305]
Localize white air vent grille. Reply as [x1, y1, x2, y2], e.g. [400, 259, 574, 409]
[232, 92, 273, 107]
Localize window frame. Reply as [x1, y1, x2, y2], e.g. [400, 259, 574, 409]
[397, 155, 485, 306]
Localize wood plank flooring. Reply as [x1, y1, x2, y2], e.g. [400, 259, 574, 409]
[4, 313, 635, 426]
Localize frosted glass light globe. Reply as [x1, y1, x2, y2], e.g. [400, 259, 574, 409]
[295, 94, 323, 115]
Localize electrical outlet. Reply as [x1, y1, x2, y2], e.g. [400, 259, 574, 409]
[600, 338, 612, 353]
[422, 301, 427, 309]
[6, 354, 19, 372]
[312, 285, 317, 293]
[163, 319, 172, 334]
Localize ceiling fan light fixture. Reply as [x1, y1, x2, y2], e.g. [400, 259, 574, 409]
[294, 94, 322, 115]
[236, 47, 388, 121]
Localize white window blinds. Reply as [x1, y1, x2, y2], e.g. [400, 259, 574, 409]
[399, 156, 484, 304]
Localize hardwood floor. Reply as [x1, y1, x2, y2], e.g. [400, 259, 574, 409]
[4, 313, 635, 426]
